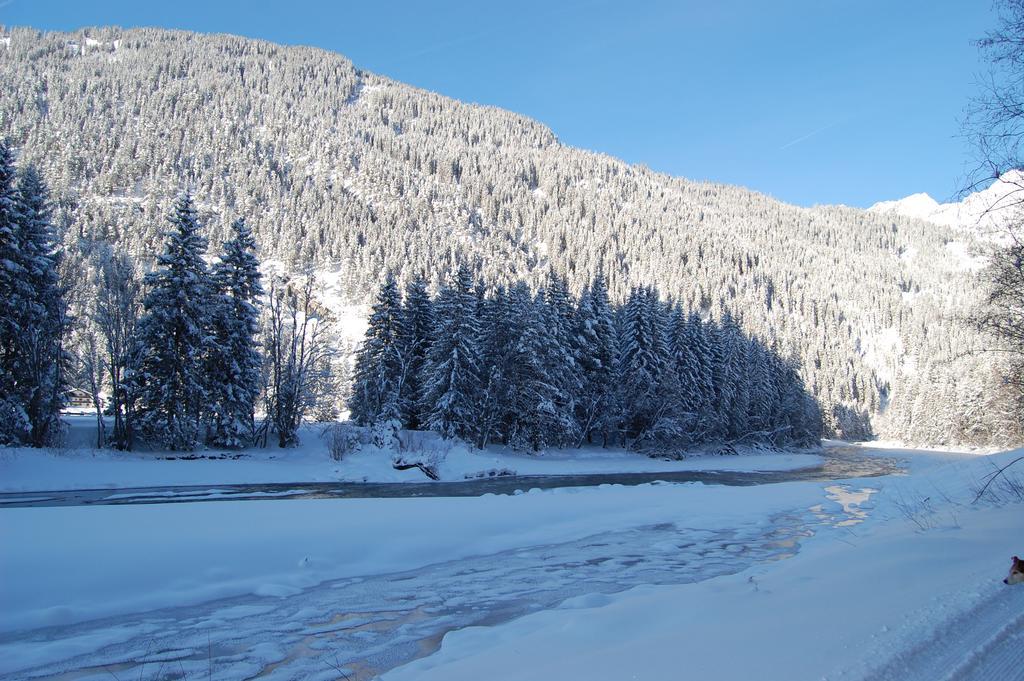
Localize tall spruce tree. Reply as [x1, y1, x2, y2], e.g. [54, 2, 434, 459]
[616, 287, 671, 445]
[707, 314, 733, 441]
[0, 142, 28, 445]
[350, 274, 406, 426]
[474, 286, 516, 448]
[208, 218, 263, 448]
[541, 272, 583, 447]
[420, 264, 481, 440]
[12, 164, 66, 446]
[683, 312, 716, 440]
[669, 305, 701, 439]
[576, 273, 619, 446]
[503, 284, 566, 451]
[400, 274, 433, 429]
[716, 311, 748, 440]
[133, 194, 213, 451]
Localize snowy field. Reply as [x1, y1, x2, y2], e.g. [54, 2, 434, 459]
[0, 439, 1022, 680]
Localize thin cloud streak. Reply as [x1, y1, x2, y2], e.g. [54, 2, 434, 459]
[779, 118, 849, 151]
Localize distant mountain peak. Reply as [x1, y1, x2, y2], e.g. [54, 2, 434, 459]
[869, 171, 1024, 234]
[868, 192, 939, 221]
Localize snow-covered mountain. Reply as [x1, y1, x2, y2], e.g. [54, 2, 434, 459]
[868, 171, 1024, 235]
[0, 26, 1017, 445]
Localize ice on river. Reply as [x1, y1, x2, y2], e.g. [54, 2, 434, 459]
[1, 500, 863, 680]
[2, 444, 1020, 681]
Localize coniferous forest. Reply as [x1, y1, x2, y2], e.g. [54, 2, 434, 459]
[0, 140, 820, 453]
[350, 267, 822, 451]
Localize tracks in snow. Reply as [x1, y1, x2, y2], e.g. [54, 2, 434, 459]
[863, 581, 1024, 681]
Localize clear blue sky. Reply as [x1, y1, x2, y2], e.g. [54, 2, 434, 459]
[3, 0, 995, 208]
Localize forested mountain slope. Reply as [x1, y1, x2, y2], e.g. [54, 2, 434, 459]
[0, 26, 1013, 444]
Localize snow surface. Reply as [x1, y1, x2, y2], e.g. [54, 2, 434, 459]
[382, 445, 1024, 681]
[1, 442, 1021, 680]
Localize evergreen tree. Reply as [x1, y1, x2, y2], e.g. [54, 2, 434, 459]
[503, 285, 566, 451]
[399, 274, 433, 429]
[684, 312, 716, 439]
[474, 286, 516, 448]
[576, 273, 619, 446]
[708, 315, 733, 440]
[669, 306, 700, 440]
[539, 273, 583, 447]
[718, 311, 749, 440]
[133, 194, 213, 451]
[420, 264, 481, 440]
[745, 338, 774, 438]
[0, 142, 28, 444]
[208, 218, 263, 448]
[616, 287, 676, 446]
[6, 164, 67, 447]
[350, 274, 406, 427]
[0, 161, 67, 448]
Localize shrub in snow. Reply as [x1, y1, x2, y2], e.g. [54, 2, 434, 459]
[371, 418, 402, 450]
[321, 422, 362, 461]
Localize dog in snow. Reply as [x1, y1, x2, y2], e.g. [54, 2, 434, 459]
[1004, 556, 1024, 585]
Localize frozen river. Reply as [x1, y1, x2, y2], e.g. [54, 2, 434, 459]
[0, 447, 900, 681]
[0, 445, 899, 508]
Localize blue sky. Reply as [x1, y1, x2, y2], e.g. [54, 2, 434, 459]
[4, 0, 995, 208]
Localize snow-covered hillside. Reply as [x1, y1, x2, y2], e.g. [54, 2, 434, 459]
[0, 26, 1017, 445]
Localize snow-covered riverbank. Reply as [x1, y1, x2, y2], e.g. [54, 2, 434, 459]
[0, 417, 823, 492]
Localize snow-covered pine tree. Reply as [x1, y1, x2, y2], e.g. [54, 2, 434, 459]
[684, 312, 716, 439]
[207, 218, 264, 448]
[501, 284, 564, 451]
[669, 305, 701, 440]
[744, 338, 775, 439]
[719, 311, 751, 440]
[616, 287, 675, 446]
[399, 274, 433, 429]
[707, 313, 734, 441]
[11, 165, 67, 447]
[350, 274, 406, 427]
[474, 285, 516, 448]
[778, 357, 823, 446]
[0, 141, 28, 445]
[540, 272, 583, 447]
[133, 193, 213, 451]
[616, 288, 651, 445]
[420, 264, 481, 440]
[576, 272, 619, 446]
[647, 294, 684, 445]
